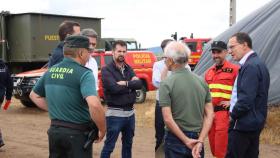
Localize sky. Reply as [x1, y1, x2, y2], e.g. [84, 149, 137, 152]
[0, 0, 271, 48]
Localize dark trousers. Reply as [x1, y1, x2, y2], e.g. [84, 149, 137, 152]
[0, 100, 4, 146]
[226, 129, 261, 158]
[0, 129, 4, 146]
[164, 131, 204, 158]
[0, 96, 4, 108]
[155, 100, 165, 151]
[48, 126, 92, 158]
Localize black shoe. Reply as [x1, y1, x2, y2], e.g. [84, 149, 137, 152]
[0, 142, 4, 148]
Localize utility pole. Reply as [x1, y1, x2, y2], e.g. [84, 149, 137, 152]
[229, 0, 236, 26]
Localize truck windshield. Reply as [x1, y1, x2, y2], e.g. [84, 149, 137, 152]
[185, 42, 197, 52]
[202, 41, 209, 50]
[126, 42, 138, 50]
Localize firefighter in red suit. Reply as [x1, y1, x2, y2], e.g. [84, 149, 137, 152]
[205, 41, 239, 158]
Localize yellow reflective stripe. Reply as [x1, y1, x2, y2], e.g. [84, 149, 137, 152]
[210, 92, 232, 99]
[209, 84, 233, 91]
[190, 55, 201, 59]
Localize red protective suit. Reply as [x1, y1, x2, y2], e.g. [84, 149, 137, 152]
[205, 61, 239, 158]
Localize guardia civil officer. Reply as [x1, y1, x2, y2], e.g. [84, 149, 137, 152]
[30, 35, 106, 158]
[0, 59, 13, 148]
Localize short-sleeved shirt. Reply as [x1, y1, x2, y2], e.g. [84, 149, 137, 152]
[33, 57, 97, 124]
[152, 60, 191, 100]
[159, 67, 211, 132]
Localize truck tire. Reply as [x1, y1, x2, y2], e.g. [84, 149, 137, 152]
[20, 100, 36, 108]
[136, 86, 146, 103]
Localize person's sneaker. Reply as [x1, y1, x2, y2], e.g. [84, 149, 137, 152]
[0, 141, 4, 148]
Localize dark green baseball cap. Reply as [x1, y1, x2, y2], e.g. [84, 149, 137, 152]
[64, 35, 90, 50]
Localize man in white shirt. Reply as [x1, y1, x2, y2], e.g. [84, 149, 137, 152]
[153, 39, 173, 152]
[153, 39, 191, 153]
[81, 28, 99, 91]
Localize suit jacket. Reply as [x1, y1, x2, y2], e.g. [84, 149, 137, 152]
[48, 42, 64, 68]
[0, 60, 13, 102]
[231, 53, 270, 131]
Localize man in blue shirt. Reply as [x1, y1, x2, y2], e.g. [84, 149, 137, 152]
[48, 21, 80, 68]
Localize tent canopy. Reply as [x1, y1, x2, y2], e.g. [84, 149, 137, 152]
[194, 0, 280, 105]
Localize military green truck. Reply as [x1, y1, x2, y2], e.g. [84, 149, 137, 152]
[1, 11, 155, 107]
[0, 11, 103, 73]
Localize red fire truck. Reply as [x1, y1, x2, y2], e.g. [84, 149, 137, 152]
[182, 37, 211, 69]
[12, 50, 157, 107]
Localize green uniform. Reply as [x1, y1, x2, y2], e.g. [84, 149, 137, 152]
[159, 68, 211, 132]
[33, 57, 96, 124]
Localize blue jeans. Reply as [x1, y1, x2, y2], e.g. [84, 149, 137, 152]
[164, 131, 204, 158]
[101, 115, 135, 158]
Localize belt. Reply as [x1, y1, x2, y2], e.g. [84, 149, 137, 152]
[214, 105, 229, 112]
[107, 106, 134, 111]
[51, 119, 91, 131]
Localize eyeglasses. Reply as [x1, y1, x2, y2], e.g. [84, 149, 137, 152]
[227, 43, 241, 50]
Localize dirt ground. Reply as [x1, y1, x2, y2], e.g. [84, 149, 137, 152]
[0, 92, 280, 158]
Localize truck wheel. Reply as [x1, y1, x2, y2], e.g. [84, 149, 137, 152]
[20, 100, 36, 108]
[136, 86, 146, 103]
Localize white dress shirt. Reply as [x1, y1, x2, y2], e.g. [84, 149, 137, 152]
[85, 56, 99, 91]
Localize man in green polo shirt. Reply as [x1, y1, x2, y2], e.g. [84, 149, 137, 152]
[159, 41, 214, 158]
[30, 35, 106, 158]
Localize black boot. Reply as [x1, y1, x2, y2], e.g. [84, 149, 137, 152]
[0, 130, 4, 148]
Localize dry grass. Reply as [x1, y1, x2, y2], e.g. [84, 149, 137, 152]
[135, 91, 156, 128]
[261, 106, 280, 145]
[136, 91, 280, 145]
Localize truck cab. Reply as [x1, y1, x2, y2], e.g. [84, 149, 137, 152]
[102, 38, 140, 51]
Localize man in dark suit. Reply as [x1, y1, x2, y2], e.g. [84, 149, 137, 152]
[226, 32, 270, 158]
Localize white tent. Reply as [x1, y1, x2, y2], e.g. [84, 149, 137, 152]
[194, 0, 280, 105]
